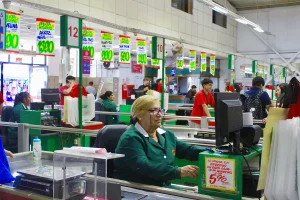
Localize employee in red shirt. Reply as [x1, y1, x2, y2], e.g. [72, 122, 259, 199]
[59, 76, 76, 105]
[190, 78, 215, 128]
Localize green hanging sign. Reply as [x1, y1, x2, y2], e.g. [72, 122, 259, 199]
[210, 54, 216, 76]
[177, 49, 184, 69]
[201, 52, 207, 72]
[282, 67, 286, 78]
[101, 31, 114, 62]
[6, 11, 20, 52]
[119, 35, 131, 64]
[189, 50, 196, 71]
[136, 38, 147, 65]
[82, 28, 94, 59]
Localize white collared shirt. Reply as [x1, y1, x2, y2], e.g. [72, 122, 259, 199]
[135, 122, 166, 137]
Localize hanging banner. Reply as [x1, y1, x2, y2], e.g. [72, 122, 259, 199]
[201, 52, 207, 72]
[119, 35, 131, 64]
[228, 54, 235, 70]
[189, 50, 196, 71]
[82, 28, 94, 59]
[36, 18, 55, 56]
[6, 11, 20, 52]
[252, 60, 257, 77]
[262, 65, 265, 78]
[210, 54, 216, 76]
[176, 49, 184, 69]
[101, 31, 114, 62]
[82, 50, 91, 76]
[151, 59, 160, 69]
[136, 38, 147, 65]
[282, 67, 286, 78]
[0, 10, 6, 51]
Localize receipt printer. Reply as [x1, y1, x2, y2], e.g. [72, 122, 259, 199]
[240, 125, 262, 146]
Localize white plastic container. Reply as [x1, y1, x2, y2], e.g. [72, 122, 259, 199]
[33, 136, 41, 160]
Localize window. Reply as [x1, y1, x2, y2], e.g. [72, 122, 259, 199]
[172, 0, 193, 14]
[212, 10, 227, 28]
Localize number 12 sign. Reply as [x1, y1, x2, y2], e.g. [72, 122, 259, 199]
[60, 15, 82, 48]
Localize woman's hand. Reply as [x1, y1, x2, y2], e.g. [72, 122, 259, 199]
[262, 118, 267, 124]
[180, 165, 199, 179]
[5, 150, 14, 158]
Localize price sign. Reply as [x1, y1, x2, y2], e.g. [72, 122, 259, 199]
[228, 54, 235, 70]
[152, 36, 164, 59]
[6, 11, 20, 52]
[151, 59, 160, 69]
[0, 10, 6, 50]
[60, 15, 82, 48]
[189, 50, 196, 71]
[119, 35, 131, 64]
[82, 28, 94, 59]
[201, 52, 207, 72]
[177, 49, 184, 69]
[205, 157, 236, 192]
[136, 39, 147, 65]
[36, 18, 55, 56]
[101, 31, 114, 62]
[210, 54, 216, 76]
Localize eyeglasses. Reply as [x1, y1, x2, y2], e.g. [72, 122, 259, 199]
[148, 108, 166, 116]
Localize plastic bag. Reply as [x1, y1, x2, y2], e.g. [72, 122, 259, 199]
[0, 137, 15, 184]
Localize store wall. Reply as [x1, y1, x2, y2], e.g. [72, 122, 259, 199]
[236, 5, 300, 65]
[7, 0, 237, 53]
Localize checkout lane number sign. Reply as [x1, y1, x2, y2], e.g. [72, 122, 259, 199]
[205, 157, 236, 192]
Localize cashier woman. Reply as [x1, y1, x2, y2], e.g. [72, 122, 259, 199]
[114, 95, 206, 186]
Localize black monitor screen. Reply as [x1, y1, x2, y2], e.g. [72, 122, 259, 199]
[214, 92, 243, 146]
[133, 89, 144, 99]
[41, 88, 60, 105]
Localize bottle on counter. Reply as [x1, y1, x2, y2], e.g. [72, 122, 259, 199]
[33, 136, 41, 160]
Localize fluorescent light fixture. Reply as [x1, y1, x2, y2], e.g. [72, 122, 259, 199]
[254, 27, 264, 33]
[212, 6, 228, 14]
[54, 35, 60, 38]
[235, 18, 248, 24]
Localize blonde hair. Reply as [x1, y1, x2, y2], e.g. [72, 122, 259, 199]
[131, 95, 160, 122]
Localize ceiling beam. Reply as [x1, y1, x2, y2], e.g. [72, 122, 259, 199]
[232, 0, 300, 11]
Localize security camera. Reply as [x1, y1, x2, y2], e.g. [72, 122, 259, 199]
[3, 0, 12, 9]
[27, 25, 31, 30]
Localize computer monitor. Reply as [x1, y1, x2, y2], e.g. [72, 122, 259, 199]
[133, 89, 144, 99]
[214, 92, 243, 154]
[41, 88, 60, 109]
[30, 102, 45, 110]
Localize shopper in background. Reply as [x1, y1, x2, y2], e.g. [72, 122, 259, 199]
[114, 95, 205, 186]
[225, 82, 233, 92]
[138, 77, 151, 94]
[86, 81, 96, 96]
[190, 79, 215, 128]
[241, 76, 273, 126]
[213, 88, 220, 93]
[100, 91, 119, 125]
[7, 92, 31, 152]
[186, 85, 197, 99]
[59, 76, 76, 105]
[275, 83, 288, 108]
[234, 83, 241, 93]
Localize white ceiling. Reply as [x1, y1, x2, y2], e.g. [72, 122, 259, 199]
[228, 0, 300, 10]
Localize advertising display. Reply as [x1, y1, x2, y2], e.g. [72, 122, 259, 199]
[82, 28, 94, 59]
[189, 50, 196, 71]
[119, 35, 131, 64]
[210, 54, 215, 76]
[36, 18, 55, 56]
[205, 157, 236, 192]
[176, 49, 183, 69]
[100, 31, 114, 62]
[136, 38, 147, 65]
[201, 52, 207, 72]
[6, 11, 20, 52]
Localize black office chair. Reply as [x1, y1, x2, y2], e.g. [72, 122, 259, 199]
[95, 102, 108, 125]
[93, 125, 128, 178]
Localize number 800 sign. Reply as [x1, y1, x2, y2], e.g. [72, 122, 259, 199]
[60, 15, 82, 48]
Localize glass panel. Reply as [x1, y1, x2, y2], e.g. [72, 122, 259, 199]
[30, 66, 47, 102]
